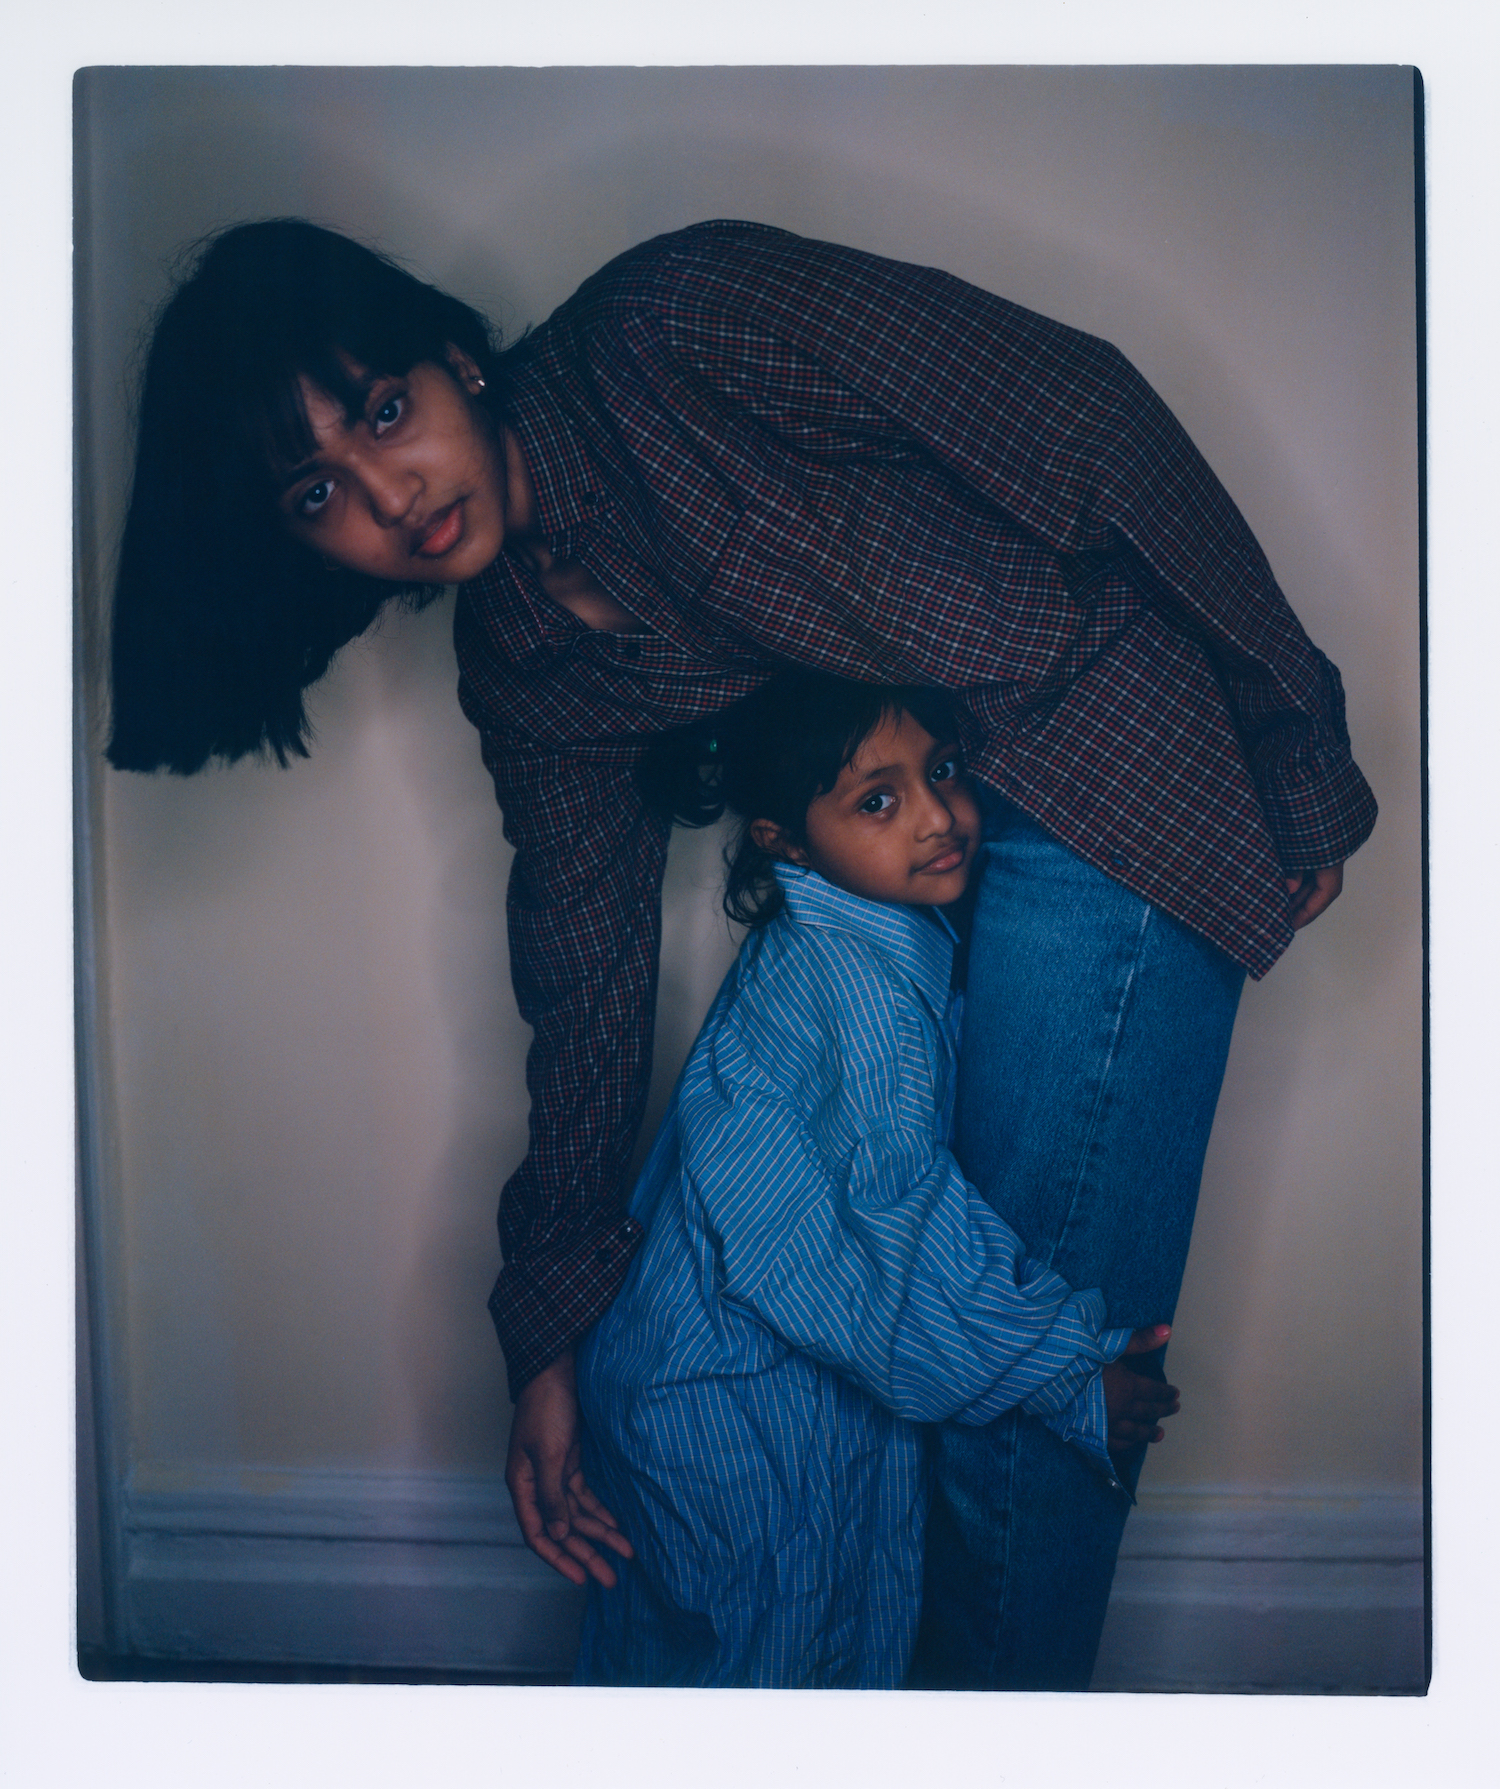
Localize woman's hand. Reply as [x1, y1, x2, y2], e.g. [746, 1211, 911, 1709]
[1285, 862, 1344, 929]
[1103, 1324, 1181, 1455]
[505, 1348, 634, 1588]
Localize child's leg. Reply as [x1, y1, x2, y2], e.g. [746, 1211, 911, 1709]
[910, 801, 1244, 1690]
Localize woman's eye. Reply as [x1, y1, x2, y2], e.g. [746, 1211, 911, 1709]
[930, 756, 959, 784]
[297, 479, 334, 518]
[371, 393, 406, 434]
[859, 791, 896, 814]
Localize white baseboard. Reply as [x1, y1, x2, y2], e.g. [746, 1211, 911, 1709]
[1092, 1488, 1426, 1694]
[120, 1466, 586, 1675]
[117, 1468, 1425, 1691]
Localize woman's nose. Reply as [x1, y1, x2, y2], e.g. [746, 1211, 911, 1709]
[362, 461, 420, 525]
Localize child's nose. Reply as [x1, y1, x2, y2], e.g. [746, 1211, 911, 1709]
[914, 787, 955, 837]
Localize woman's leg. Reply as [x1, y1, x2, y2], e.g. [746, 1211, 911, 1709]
[910, 801, 1245, 1690]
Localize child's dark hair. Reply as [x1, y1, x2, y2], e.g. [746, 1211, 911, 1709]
[638, 671, 969, 927]
[107, 218, 512, 776]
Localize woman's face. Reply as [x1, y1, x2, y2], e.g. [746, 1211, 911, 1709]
[276, 348, 510, 584]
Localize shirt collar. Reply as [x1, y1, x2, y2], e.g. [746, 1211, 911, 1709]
[458, 357, 602, 649]
[501, 355, 604, 542]
[774, 865, 956, 1013]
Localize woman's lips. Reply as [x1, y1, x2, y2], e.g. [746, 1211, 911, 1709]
[413, 502, 464, 558]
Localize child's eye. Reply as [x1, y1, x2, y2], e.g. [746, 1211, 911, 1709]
[371, 392, 406, 435]
[297, 478, 335, 519]
[930, 756, 960, 784]
[859, 791, 896, 814]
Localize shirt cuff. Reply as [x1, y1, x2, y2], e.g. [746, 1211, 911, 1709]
[1024, 1323, 1134, 1480]
[1257, 750, 1379, 871]
[1249, 652, 1378, 869]
[488, 1214, 644, 1399]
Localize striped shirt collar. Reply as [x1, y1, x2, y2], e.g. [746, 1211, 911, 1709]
[774, 865, 956, 1013]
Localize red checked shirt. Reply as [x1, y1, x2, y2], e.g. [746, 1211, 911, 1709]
[453, 220, 1377, 1394]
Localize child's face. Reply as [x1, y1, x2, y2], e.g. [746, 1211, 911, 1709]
[760, 710, 981, 908]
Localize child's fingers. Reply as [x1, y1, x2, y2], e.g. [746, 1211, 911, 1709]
[1108, 1418, 1169, 1453]
[1118, 1376, 1178, 1403]
[1123, 1324, 1172, 1357]
[509, 1446, 604, 1579]
[1122, 1397, 1179, 1427]
[1127, 1383, 1180, 1413]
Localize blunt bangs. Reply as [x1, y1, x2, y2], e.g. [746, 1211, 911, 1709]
[182, 220, 497, 504]
[108, 218, 506, 776]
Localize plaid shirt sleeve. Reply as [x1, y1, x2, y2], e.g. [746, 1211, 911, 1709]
[610, 222, 1373, 870]
[477, 728, 669, 1396]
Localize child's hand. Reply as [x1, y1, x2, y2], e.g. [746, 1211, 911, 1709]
[1102, 1324, 1181, 1456]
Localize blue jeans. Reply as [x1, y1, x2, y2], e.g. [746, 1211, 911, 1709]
[909, 800, 1245, 1690]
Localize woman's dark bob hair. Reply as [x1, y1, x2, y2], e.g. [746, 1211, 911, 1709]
[108, 219, 510, 775]
[637, 671, 970, 928]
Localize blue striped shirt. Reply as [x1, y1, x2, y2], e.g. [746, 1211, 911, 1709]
[575, 866, 1131, 1688]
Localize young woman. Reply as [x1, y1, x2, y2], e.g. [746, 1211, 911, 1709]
[109, 216, 1374, 1688]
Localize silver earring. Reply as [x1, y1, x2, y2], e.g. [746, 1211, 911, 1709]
[473, 375, 486, 392]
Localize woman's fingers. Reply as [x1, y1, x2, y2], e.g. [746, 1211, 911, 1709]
[1104, 1337, 1182, 1456]
[508, 1459, 589, 1586]
[568, 1513, 635, 1560]
[566, 1472, 635, 1560]
[563, 1531, 624, 1589]
[568, 1471, 624, 1530]
[565, 1474, 633, 1560]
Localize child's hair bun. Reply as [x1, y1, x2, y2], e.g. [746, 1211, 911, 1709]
[635, 718, 728, 828]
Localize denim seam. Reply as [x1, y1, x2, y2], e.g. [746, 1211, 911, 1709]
[1047, 900, 1153, 1278]
[977, 1409, 1021, 1679]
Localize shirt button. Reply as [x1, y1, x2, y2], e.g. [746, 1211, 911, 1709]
[622, 637, 641, 659]
[1110, 850, 1130, 869]
[594, 1247, 612, 1265]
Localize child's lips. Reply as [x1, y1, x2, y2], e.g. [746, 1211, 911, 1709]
[917, 840, 969, 875]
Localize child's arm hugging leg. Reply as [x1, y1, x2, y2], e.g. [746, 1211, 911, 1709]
[684, 1085, 1141, 1476]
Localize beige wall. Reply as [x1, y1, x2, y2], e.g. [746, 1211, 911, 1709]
[76, 66, 1420, 1493]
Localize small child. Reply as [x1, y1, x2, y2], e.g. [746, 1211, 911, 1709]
[574, 673, 1178, 1689]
